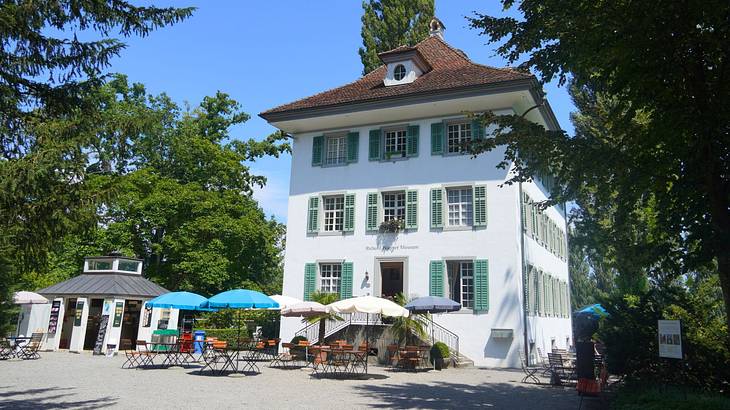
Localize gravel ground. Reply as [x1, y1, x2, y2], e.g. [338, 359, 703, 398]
[0, 351, 581, 409]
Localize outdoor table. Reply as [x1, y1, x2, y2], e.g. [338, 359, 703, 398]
[144, 342, 183, 368]
[199, 344, 261, 375]
[314, 347, 368, 378]
[6, 336, 31, 359]
[397, 347, 430, 371]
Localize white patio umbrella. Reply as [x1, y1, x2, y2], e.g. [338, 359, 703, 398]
[281, 301, 326, 318]
[12, 291, 48, 305]
[269, 295, 303, 311]
[326, 296, 409, 373]
[326, 296, 409, 317]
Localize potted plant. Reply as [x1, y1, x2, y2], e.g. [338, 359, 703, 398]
[379, 219, 404, 233]
[430, 342, 450, 370]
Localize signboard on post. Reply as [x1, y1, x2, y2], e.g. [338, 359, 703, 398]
[113, 302, 124, 327]
[74, 300, 85, 327]
[658, 319, 682, 359]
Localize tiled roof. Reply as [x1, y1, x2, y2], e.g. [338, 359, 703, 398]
[38, 273, 169, 299]
[260, 36, 533, 118]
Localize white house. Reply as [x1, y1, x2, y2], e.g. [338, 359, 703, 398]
[260, 19, 572, 368]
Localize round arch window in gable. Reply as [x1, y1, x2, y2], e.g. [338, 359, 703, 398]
[393, 64, 407, 81]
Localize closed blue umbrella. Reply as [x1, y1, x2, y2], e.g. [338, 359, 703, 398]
[146, 291, 214, 311]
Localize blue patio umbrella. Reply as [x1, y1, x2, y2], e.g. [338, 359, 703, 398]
[405, 296, 461, 365]
[200, 289, 279, 347]
[404, 296, 461, 314]
[146, 291, 215, 311]
[202, 289, 279, 309]
[574, 303, 608, 319]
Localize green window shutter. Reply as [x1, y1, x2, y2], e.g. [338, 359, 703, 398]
[531, 203, 538, 237]
[430, 123, 443, 155]
[563, 281, 568, 317]
[340, 262, 353, 299]
[474, 259, 489, 312]
[368, 129, 381, 161]
[521, 193, 528, 232]
[304, 263, 317, 301]
[347, 132, 359, 163]
[537, 270, 545, 316]
[344, 193, 355, 232]
[406, 125, 419, 157]
[523, 265, 530, 314]
[366, 192, 379, 231]
[307, 196, 319, 234]
[429, 261, 444, 297]
[405, 189, 418, 230]
[430, 188, 443, 229]
[473, 185, 487, 227]
[471, 119, 484, 140]
[312, 136, 323, 166]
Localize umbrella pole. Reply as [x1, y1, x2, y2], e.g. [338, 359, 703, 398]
[431, 315, 436, 369]
[366, 313, 370, 374]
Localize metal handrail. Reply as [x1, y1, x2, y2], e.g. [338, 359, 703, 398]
[424, 319, 460, 359]
[294, 313, 383, 344]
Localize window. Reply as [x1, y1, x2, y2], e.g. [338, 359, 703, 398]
[320, 263, 342, 293]
[447, 261, 474, 309]
[323, 196, 344, 232]
[447, 188, 473, 227]
[447, 122, 472, 153]
[394, 64, 406, 81]
[382, 191, 406, 222]
[118, 260, 140, 272]
[325, 135, 347, 165]
[384, 129, 407, 158]
[87, 259, 112, 270]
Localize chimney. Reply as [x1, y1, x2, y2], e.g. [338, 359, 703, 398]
[429, 17, 446, 39]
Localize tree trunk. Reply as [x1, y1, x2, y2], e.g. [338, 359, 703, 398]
[318, 317, 326, 346]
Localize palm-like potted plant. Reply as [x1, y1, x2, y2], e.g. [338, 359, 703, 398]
[305, 291, 343, 346]
[390, 293, 428, 346]
[430, 341, 450, 370]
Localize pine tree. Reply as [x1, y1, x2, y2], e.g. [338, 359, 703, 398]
[358, 0, 434, 74]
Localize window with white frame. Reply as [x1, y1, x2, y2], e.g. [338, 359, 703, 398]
[323, 196, 344, 232]
[325, 135, 347, 165]
[447, 187, 473, 227]
[447, 261, 474, 309]
[384, 129, 407, 158]
[382, 191, 406, 222]
[447, 122, 472, 153]
[319, 263, 342, 293]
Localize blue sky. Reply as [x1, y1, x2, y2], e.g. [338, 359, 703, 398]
[110, 1, 575, 222]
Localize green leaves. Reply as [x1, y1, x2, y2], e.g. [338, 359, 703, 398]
[358, 0, 435, 74]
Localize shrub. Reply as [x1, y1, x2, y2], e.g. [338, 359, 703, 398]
[196, 328, 248, 345]
[612, 383, 730, 410]
[431, 341, 450, 359]
[598, 275, 729, 392]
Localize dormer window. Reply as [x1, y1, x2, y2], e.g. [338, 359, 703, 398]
[394, 64, 406, 81]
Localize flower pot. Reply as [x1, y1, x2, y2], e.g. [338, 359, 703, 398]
[434, 357, 444, 370]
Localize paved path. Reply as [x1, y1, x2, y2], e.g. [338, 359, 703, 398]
[0, 352, 582, 409]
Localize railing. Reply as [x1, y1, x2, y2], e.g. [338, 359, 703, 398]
[423, 319, 460, 359]
[294, 312, 460, 360]
[295, 312, 383, 344]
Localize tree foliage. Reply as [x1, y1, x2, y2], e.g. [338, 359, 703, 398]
[358, 0, 434, 74]
[468, 1, 730, 332]
[26, 76, 289, 297]
[0, 0, 193, 332]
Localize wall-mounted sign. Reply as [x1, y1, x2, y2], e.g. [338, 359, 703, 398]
[47, 300, 61, 334]
[113, 302, 124, 327]
[103, 301, 112, 315]
[74, 300, 85, 326]
[658, 319, 682, 359]
[365, 244, 419, 252]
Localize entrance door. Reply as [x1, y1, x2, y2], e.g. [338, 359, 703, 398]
[59, 298, 76, 349]
[83, 298, 104, 350]
[380, 262, 404, 300]
[120, 300, 141, 344]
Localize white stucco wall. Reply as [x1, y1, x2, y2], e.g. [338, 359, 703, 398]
[278, 108, 570, 368]
[522, 180, 572, 360]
